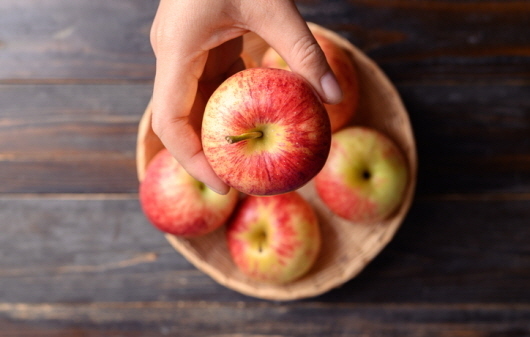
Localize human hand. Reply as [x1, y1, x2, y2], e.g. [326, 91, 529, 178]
[150, 0, 343, 194]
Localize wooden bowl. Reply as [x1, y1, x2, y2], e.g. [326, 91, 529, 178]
[136, 23, 417, 301]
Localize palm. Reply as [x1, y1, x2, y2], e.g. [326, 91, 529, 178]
[189, 38, 245, 139]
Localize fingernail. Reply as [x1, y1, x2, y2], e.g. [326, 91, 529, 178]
[320, 71, 343, 104]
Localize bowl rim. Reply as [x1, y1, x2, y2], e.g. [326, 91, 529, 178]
[136, 22, 417, 301]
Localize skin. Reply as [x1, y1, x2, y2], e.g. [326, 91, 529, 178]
[315, 127, 409, 223]
[139, 149, 239, 237]
[150, 0, 343, 195]
[226, 192, 321, 284]
[313, 33, 359, 132]
[202, 68, 331, 196]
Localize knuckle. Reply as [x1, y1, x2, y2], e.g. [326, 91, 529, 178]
[151, 112, 172, 139]
[150, 114, 167, 139]
[151, 111, 188, 141]
[290, 35, 324, 71]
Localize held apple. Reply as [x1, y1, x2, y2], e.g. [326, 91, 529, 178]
[261, 32, 359, 132]
[202, 67, 331, 196]
[226, 192, 321, 284]
[139, 149, 239, 237]
[314, 127, 409, 223]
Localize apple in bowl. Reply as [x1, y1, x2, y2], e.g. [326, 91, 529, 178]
[226, 192, 321, 284]
[314, 127, 409, 223]
[261, 31, 359, 132]
[136, 23, 417, 301]
[139, 148, 239, 237]
[202, 67, 331, 196]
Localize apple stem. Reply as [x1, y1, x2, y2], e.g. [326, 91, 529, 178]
[225, 131, 263, 144]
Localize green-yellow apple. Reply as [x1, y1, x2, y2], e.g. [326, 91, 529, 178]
[261, 32, 359, 132]
[139, 149, 239, 237]
[226, 192, 321, 284]
[202, 67, 331, 196]
[314, 127, 408, 223]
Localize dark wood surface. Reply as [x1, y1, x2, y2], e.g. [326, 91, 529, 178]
[1, 0, 529, 335]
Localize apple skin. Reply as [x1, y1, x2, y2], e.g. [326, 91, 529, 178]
[226, 192, 321, 284]
[202, 67, 331, 196]
[139, 148, 239, 237]
[314, 127, 408, 223]
[261, 32, 359, 132]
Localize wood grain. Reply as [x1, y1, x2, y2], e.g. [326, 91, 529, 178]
[1, 301, 529, 337]
[0, 0, 157, 81]
[402, 83, 530, 195]
[1, 0, 528, 82]
[0, 84, 151, 193]
[1, 81, 528, 195]
[1, 0, 529, 334]
[1, 198, 529, 304]
[301, 0, 530, 82]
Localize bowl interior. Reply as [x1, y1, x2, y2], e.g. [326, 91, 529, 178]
[136, 23, 417, 301]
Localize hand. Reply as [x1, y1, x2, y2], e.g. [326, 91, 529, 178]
[150, 0, 342, 194]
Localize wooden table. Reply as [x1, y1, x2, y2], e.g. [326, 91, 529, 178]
[1, 0, 529, 335]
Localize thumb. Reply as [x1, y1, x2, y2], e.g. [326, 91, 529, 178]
[245, 1, 342, 104]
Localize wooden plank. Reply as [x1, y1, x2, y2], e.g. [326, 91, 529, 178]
[2, 81, 529, 194]
[0, 196, 234, 303]
[0, 0, 157, 81]
[322, 197, 530, 303]
[0, 0, 527, 334]
[0, 0, 528, 82]
[399, 83, 530, 195]
[302, 0, 530, 82]
[0, 302, 529, 336]
[1, 197, 529, 304]
[0, 83, 151, 193]
[0, 161, 137, 193]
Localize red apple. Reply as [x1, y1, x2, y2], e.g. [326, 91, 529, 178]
[315, 127, 408, 223]
[261, 32, 359, 132]
[139, 149, 239, 237]
[202, 67, 331, 196]
[226, 192, 321, 284]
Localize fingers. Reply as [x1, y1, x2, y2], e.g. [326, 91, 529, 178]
[149, 0, 337, 195]
[242, 0, 343, 104]
[151, 59, 231, 195]
[150, 1, 231, 194]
